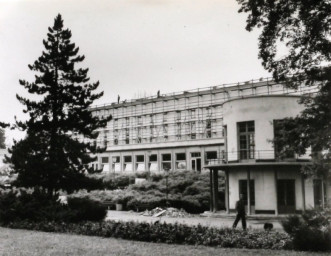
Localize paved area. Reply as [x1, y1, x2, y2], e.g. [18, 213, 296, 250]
[105, 210, 283, 230]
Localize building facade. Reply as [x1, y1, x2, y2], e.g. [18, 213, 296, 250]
[84, 78, 313, 175]
[81, 77, 329, 214]
[206, 93, 330, 215]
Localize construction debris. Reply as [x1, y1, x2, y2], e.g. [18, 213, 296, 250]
[140, 207, 192, 218]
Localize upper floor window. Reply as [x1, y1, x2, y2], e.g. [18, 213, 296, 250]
[273, 119, 295, 159]
[176, 111, 181, 121]
[190, 109, 196, 119]
[237, 121, 255, 160]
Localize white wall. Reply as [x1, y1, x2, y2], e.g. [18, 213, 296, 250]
[223, 95, 304, 161]
[228, 166, 310, 212]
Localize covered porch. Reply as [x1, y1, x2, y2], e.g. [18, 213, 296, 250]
[206, 162, 322, 215]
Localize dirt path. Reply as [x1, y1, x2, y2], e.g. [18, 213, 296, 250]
[105, 210, 283, 230]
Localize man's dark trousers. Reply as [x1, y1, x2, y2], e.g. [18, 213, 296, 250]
[233, 211, 246, 230]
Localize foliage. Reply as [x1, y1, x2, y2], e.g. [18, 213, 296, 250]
[282, 208, 331, 251]
[66, 197, 107, 222]
[5, 14, 111, 196]
[3, 220, 292, 250]
[237, 0, 331, 178]
[0, 128, 5, 149]
[70, 171, 224, 213]
[0, 189, 106, 224]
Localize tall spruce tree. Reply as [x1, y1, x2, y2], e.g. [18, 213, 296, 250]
[6, 14, 111, 195]
[237, 0, 331, 178]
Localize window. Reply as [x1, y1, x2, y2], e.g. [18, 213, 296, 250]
[176, 123, 181, 140]
[137, 127, 142, 144]
[101, 157, 109, 164]
[112, 156, 120, 172]
[205, 151, 217, 164]
[163, 113, 168, 122]
[273, 119, 295, 159]
[163, 124, 168, 141]
[176, 111, 181, 121]
[190, 109, 196, 119]
[237, 121, 255, 160]
[136, 155, 145, 171]
[176, 153, 186, 170]
[149, 154, 157, 162]
[125, 128, 130, 144]
[124, 155, 132, 171]
[150, 114, 155, 124]
[190, 122, 196, 139]
[206, 119, 212, 138]
[114, 119, 118, 128]
[191, 152, 201, 157]
[239, 180, 255, 206]
[126, 117, 129, 126]
[138, 116, 142, 125]
[161, 154, 171, 171]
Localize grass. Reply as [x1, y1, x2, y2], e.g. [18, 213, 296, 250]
[0, 227, 329, 256]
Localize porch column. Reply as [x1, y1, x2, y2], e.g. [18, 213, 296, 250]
[209, 169, 214, 212]
[301, 174, 306, 212]
[213, 169, 219, 212]
[274, 168, 278, 216]
[247, 167, 251, 215]
[225, 170, 230, 214]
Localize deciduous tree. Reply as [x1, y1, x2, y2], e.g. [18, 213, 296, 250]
[237, 0, 331, 178]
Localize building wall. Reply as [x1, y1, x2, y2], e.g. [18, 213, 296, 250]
[228, 166, 315, 212]
[223, 95, 306, 161]
[80, 79, 312, 172]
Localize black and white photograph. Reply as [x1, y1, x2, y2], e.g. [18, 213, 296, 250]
[0, 0, 330, 255]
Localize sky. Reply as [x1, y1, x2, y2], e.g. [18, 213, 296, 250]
[0, 0, 270, 144]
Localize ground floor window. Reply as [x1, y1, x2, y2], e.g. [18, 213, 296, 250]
[136, 155, 145, 171]
[112, 156, 120, 172]
[205, 151, 217, 164]
[238, 179, 255, 205]
[176, 153, 186, 170]
[149, 154, 158, 172]
[124, 155, 133, 171]
[162, 154, 171, 171]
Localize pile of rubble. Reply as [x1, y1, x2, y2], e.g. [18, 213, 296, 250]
[140, 207, 192, 218]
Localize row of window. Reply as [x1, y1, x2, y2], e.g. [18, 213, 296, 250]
[112, 110, 216, 128]
[99, 151, 218, 172]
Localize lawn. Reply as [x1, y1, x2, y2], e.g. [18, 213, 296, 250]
[0, 227, 329, 256]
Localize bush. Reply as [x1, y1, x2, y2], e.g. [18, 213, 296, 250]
[3, 220, 292, 250]
[67, 197, 107, 222]
[282, 208, 331, 251]
[0, 189, 107, 224]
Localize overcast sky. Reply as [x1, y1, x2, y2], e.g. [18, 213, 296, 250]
[0, 0, 270, 144]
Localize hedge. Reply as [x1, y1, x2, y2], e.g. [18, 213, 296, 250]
[3, 220, 292, 250]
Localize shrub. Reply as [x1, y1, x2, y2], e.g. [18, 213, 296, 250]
[282, 208, 331, 251]
[3, 220, 292, 250]
[66, 197, 107, 222]
[0, 189, 106, 224]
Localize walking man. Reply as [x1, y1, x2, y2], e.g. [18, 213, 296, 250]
[232, 193, 247, 230]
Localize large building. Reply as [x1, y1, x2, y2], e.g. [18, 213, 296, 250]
[82, 78, 329, 214]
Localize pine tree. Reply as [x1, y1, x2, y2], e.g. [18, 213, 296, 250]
[6, 14, 111, 196]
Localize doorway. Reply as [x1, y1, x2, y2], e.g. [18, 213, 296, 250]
[277, 179, 296, 214]
[191, 158, 201, 172]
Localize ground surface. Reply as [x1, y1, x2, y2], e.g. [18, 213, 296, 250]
[0, 227, 329, 256]
[105, 210, 283, 230]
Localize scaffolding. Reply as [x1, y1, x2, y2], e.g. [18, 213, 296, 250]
[84, 78, 317, 147]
